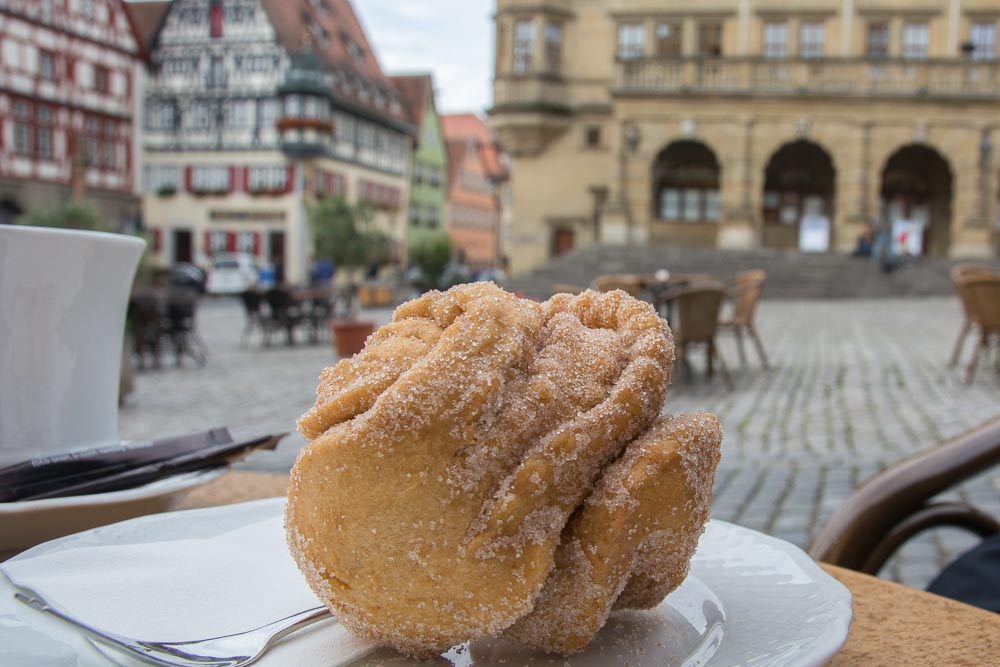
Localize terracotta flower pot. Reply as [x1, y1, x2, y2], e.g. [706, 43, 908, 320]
[328, 319, 375, 357]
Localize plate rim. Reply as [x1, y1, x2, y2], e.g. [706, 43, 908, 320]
[0, 500, 853, 667]
[0, 468, 226, 514]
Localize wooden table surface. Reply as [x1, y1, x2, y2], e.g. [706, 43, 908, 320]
[178, 471, 1000, 666]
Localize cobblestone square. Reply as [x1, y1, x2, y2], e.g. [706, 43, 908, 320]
[119, 294, 1000, 589]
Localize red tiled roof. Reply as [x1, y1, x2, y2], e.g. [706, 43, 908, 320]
[123, 1, 169, 56]
[143, 0, 411, 128]
[260, 0, 409, 127]
[441, 113, 507, 179]
[388, 74, 433, 129]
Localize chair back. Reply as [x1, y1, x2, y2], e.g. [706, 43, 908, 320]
[951, 264, 994, 322]
[591, 274, 643, 298]
[673, 285, 726, 345]
[264, 287, 293, 320]
[731, 270, 766, 325]
[964, 274, 1000, 334]
[808, 418, 1000, 574]
[240, 289, 261, 316]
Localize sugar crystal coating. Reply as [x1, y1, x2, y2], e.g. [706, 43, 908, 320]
[285, 282, 722, 657]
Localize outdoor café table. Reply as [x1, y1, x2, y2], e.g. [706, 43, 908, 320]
[178, 470, 1000, 666]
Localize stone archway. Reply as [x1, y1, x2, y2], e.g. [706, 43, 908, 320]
[761, 140, 836, 250]
[650, 140, 721, 224]
[879, 144, 953, 258]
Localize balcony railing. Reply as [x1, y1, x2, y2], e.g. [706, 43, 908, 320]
[614, 57, 1000, 99]
[492, 75, 570, 112]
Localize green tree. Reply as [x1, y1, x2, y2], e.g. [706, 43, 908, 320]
[409, 229, 452, 290]
[309, 196, 387, 280]
[18, 202, 111, 232]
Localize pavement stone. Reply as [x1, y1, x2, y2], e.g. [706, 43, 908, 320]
[118, 294, 1000, 591]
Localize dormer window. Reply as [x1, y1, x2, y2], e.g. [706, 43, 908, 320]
[210, 2, 224, 38]
[344, 36, 365, 64]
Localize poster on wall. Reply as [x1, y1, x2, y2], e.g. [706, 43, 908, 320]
[892, 219, 924, 257]
[799, 214, 831, 253]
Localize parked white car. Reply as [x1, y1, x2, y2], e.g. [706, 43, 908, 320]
[205, 253, 258, 295]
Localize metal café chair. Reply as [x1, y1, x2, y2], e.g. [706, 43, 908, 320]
[961, 273, 1000, 383]
[671, 283, 732, 387]
[718, 269, 770, 370]
[948, 264, 997, 369]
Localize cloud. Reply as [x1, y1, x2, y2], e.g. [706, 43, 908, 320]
[354, 0, 493, 112]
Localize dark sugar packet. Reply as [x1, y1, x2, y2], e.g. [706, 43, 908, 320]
[0, 429, 284, 502]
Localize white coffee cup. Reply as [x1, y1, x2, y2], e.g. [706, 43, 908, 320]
[0, 226, 146, 468]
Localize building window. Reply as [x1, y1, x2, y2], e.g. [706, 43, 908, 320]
[145, 165, 181, 193]
[13, 101, 32, 156]
[544, 23, 563, 73]
[513, 20, 534, 74]
[902, 23, 928, 60]
[618, 23, 645, 60]
[867, 23, 889, 59]
[248, 165, 288, 192]
[656, 22, 681, 56]
[225, 100, 247, 128]
[585, 125, 601, 148]
[146, 100, 176, 131]
[191, 166, 230, 192]
[94, 65, 110, 93]
[103, 120, 117, 169]
[660, 189, 681, 221]
[763, 22, 788, 59]
[187, 102, 212, 130]
[259, 98, 280, 130]
[39, 50, 56, 80]
[210, 2, 224, 38]
[209, 55, 225, 88]
[970, 23, 997, 61]
[800, 21, 825, 59]
[699, 23, 722, 57]
[36, 106, 53, 159]
[83, 117, 100, 166]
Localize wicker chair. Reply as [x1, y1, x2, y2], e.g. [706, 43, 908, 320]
[718, 269, 770, 370]
[672, 284, 732, 387]
[949, 264, 997, 369]
[590, 274, 644, 298]
[962, 273, 1000, 383]
[809, 418, 1000, 576]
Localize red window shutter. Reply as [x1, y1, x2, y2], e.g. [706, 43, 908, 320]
[252, 232, 261, 256]
[210, 4, 224, 38]
[204, 231, 212, 255]
[152, 229, 162, 253]
[229, 166, 240, 193]
[226, 231, 237, 252]
[285, 165, 295, 192]
[185, 166, 193, 192]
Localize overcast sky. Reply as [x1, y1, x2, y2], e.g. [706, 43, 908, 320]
[353, 0, 494, 114]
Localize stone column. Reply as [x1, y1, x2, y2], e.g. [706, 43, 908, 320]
[951, 127, 997, 258]
[718, 118, 758, 249]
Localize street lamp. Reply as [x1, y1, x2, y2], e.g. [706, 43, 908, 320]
[621, 123, 641, 242]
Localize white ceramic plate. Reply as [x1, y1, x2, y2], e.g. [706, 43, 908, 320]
[0, 468, 226, 560]
[0, 499, 851, 666]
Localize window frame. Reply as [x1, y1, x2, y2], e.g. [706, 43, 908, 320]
[617, 23, 646, 60]
[513, 19, 535, 74]
[901, 22, 929, 61]
[799, 21, 825, 59]
[698, 22, 723, 57]
[38, 49, 56, 81]
[970, 22, 997, 62]
[866, 22, 889, 60]
[544, 22, 563, 73]
[763, 21, 789, 59]
[655, 21, 682, 57]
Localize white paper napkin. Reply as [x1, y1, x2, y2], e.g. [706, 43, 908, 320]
[0, 498, 376, 666]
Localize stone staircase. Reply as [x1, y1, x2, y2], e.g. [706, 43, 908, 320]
[502, 244, 999, 300]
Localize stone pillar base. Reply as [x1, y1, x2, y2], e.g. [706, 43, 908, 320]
[601, 207, 629, 245]
[718, 224, 757, 250]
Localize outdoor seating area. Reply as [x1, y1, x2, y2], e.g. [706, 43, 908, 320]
[949, 264, 1000, 383]
[126, 286, 208, 370]
[239, 285, 354, 348]
[581, 269, 771, 385]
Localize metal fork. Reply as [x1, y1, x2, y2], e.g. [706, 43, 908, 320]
[12, 579, 374, 667]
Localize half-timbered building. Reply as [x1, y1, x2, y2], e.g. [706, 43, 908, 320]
[0, 0, 143, 226]
[137, 0, 413, 283]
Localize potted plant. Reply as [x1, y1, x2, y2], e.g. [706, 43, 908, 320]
[309, 196, 384, 357]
